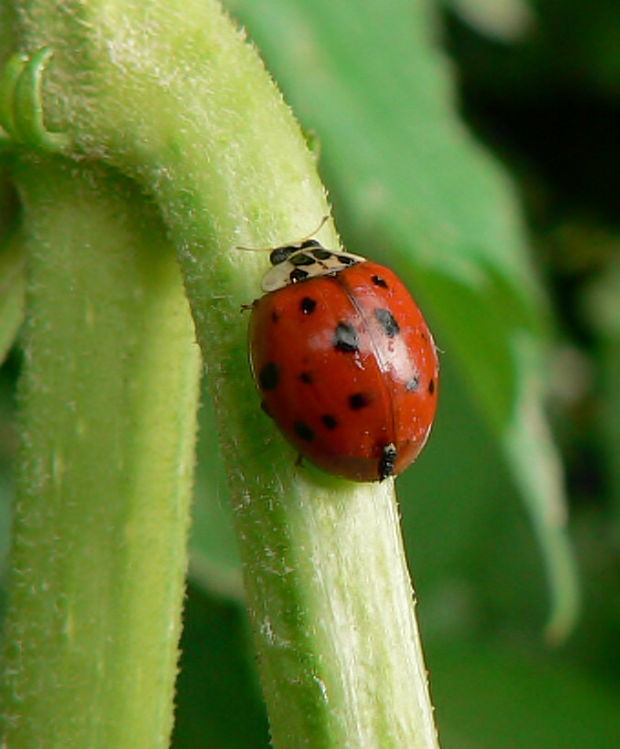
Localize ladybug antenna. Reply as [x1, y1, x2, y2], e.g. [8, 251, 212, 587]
[235, 215, 330, 252]
[298, 214, 330, 244]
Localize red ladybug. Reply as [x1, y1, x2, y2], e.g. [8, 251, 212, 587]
[247, 228, 439, 482]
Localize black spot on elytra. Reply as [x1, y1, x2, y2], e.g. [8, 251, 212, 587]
[321, 414, 339, 430]
[349, 392, 371, 410]
[428, 378, 435, 395]
[406, 375, 420, 392]
[378, 443, 397, 481]
[299, 371, 314, 384]
[300, 297, 317, 315]
[271, 310, 280, 323]
[371, 275, 388, 289]
[375, 308, 400, 338]
[290, 268, 309, 284]
[258, 362, 279, 390]
[333, 322, 359, 352]
[293, 421, 315, 442]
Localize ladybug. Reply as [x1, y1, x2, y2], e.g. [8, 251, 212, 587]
[247, 224, 439, 482]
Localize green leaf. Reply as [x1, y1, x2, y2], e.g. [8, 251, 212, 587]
[445, 0, 534, 41]
[430, 644, 620, 748]
[231, 0, 579, 638]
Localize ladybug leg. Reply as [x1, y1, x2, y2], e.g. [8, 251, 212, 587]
[295, 453, 305, 468]
[240, 300, 257, 312]
[378, 443, 397, 481]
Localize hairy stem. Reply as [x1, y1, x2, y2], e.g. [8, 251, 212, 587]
[3, 0, 439, 745]
[1, 159, 200, 747]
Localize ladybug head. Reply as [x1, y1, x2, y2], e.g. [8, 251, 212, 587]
[269, 240, 323, 266]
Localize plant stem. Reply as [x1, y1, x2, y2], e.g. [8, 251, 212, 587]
[4, 0, 440, 745]
[1, 159, 200, 747]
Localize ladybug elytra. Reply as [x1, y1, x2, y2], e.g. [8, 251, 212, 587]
[247, 225, 439, 482]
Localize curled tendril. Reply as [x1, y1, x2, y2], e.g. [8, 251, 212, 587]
[0, 47, 69, 151]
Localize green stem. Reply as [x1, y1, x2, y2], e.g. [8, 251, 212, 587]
[4, 0, 439, 745]
[1, 159, 200, 747]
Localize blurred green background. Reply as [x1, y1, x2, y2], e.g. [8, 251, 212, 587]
[2, 0, 620, 746]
